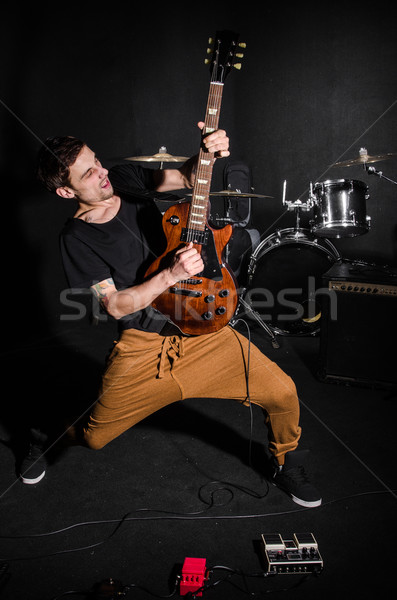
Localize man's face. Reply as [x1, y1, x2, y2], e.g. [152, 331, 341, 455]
[65, 145, 114, 203]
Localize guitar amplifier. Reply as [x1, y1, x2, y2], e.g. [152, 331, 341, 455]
[318, 261, 397, 389]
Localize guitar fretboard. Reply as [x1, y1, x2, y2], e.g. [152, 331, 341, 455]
[187, 81, 224, 236]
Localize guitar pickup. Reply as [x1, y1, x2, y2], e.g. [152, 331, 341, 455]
[181, 228, 209, 245]
[170, 287, 203, 297]
[180, 278, 203, 285]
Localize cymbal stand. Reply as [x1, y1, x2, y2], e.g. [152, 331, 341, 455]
[219, 185, 280, 347]
[230, 288, 280, 349]
[230, 182, 289, 349]
[365, 164, 397, 185]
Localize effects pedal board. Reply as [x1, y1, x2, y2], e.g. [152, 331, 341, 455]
[261, 533, 323, 574]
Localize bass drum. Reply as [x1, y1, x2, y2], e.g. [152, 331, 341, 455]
[247, 228, 341, 335]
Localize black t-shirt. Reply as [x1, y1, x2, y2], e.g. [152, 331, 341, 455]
[60, 163, 176, 333]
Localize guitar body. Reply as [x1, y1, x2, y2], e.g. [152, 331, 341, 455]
[145, 201, 238, 335]
[145, 30, 244, 335]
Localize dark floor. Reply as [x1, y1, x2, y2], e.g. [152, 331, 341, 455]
[1, 310, 396, 600]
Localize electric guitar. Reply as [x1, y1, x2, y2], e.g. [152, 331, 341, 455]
[145, 30, 244, 335]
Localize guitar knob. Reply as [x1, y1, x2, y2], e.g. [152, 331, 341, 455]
[168, 215, 180, 225]
[215, 306, 226, 315]
[202, 311, 214, 320]
[204, 295, 215, 303]
[219, 289, 230, 298]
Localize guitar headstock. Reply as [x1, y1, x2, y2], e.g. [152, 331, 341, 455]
[205, 30, 245, 83]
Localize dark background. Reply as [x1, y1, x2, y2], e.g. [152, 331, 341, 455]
[2, 4, 397, 326]
[1, 4, 396, 600]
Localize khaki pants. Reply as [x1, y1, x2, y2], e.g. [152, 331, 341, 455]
[83, 326, 301, 464]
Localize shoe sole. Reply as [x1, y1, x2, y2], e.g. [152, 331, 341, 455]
[291, 494, 322, 508]
[20, 470, 46, 485]
[271, 481, 322, 508]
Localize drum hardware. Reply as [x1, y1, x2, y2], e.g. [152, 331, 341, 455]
[365, 164, 397, 186]
[282, 179, 315, 215]
[209, 190, 273, 198]
[230, 288, 280, 349]
[282, 179, 315, 235]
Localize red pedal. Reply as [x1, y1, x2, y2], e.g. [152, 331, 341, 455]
[180, 557, 208, 596]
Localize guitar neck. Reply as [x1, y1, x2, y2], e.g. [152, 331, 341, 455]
[187, 81, 224, 234]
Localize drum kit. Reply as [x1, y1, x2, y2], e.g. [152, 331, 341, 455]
[126, 146, 397, 346]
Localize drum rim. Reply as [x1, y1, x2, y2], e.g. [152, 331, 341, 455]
[247, 228, 341, 336]
[313, 178, 368, 189]
[250, 227, 341, 263]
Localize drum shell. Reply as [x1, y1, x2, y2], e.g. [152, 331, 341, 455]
[247, 228, 340, 335]
[311, 179, 370, 238]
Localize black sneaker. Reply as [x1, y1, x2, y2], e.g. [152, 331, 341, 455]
[271, 450, 322, 507]
[19, 429, 48, 485]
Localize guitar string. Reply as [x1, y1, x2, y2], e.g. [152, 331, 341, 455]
[182, 62, 225, 312]
[185, 81, 223, 291]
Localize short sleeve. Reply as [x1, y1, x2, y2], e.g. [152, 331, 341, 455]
[108, 163, 155, 194]
[60, 231, 111, 290]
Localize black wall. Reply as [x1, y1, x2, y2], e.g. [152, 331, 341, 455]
[1, 3, 396, 337]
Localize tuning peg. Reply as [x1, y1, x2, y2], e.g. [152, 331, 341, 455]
[233, 63, 242, 70]
[204, 58, 211, 65]
[235, 53, 244, 58]
[238, 42, 246, 48]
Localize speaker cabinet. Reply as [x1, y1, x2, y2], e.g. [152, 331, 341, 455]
[318, 261, 397, 389]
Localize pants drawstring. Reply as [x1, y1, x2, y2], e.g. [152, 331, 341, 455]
[157, 336, 185, 379]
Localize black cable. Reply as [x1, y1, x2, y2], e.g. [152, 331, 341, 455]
[1, 488, 394, 565]
[0, 488, 394, 544]
[124, 576, 179, 598]
[50, 592, 88, 600]
[232, 318, 254, 467]
[182, 565, 315, 598]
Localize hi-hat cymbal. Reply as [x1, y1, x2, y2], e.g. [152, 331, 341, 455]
[125, 146, 188, 163]
[209, 190, 273, 198]
[335, 151, 397, 167]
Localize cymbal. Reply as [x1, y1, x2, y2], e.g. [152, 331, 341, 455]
[125, 146, 188, 163]
[335, 152, 397, 167]
[209, 190, 273, 198]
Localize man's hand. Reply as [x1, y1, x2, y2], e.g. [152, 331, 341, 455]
[154, 124, 230, 192]
[91, 243, 204, 320]
[198, 121, 230, 157]
[168, 242, 204, 283]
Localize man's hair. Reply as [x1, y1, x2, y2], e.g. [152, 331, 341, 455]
[37, 136, 86, 193]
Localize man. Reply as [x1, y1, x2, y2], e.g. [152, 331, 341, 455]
[23, 124, 321, 508]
